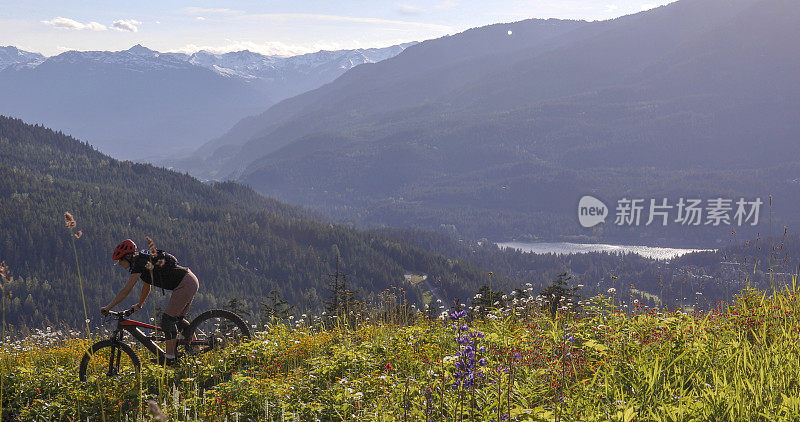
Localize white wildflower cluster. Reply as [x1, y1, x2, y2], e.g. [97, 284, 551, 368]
[5, 326, 83, 351]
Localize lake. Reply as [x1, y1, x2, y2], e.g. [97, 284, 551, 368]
[496, 241, 715, 260]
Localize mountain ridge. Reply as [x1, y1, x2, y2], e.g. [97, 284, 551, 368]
[0, 43, 413, 160]
[175, 0, 800, 243]
[1, 43, 415, 81]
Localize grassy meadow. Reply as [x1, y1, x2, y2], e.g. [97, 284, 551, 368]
[3, 284, 800, 421]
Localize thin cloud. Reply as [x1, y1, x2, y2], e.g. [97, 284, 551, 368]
[169, 39, 411, 57]
[176, 9, 452, 32]
[170, 41, 310, 57]
[183, 7, 243, 16]
[396, 4, 422, 16]
[41, 17, 107, 31]
[112, 19, 142, 32]
[434, 0, 458, 9]
[244, 13, 452, 32]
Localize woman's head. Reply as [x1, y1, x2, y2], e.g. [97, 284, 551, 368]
[112, 239, 137, 264]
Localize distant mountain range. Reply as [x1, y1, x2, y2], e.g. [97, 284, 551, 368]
[172, 0, 800, 245]
[0, 43, 412, 159]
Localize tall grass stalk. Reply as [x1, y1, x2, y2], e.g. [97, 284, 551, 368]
[0, 261, 9, 421]
[64, 212, 91, 338]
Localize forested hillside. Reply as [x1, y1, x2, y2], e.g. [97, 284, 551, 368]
[378, 226, 800, 312]
[0, 116, 509, 330]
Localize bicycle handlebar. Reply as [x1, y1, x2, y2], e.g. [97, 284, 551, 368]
[107, 307, 137, 319]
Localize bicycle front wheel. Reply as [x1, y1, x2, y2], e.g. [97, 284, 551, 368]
[183, 309, 251, 355]
[79, 339, 141, 386]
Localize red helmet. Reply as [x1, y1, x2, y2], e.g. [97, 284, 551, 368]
[112, 239, 137, 261]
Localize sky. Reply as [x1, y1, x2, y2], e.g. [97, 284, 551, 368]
[0, 0, 676, 57]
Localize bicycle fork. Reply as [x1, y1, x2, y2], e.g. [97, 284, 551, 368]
[106, 330, 126, 376]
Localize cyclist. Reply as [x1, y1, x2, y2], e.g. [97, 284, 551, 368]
[101, 239, 199, 365]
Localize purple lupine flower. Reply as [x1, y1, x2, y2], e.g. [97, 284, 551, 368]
[449, 307, 487, 391]
[449, 310, 468, 320]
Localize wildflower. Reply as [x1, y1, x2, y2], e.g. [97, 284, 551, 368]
[450, 309, 486, 389]
[0, 261, 11, 284]
[64, 212, 76, 229]
[449, 310, 467, 320]
[146, 236, 158, 255]
[74, 230, 83, 239]
[607, 288, 617, 294]
[147, 400, 167, 422]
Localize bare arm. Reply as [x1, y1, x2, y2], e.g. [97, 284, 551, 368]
[133, 282, 151, 310]
[101, 273, 140, 312]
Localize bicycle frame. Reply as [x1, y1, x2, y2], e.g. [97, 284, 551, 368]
[107, 310, 200, 359]
[114, 316, 169, 358]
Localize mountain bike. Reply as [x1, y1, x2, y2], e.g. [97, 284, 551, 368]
[78, 307, 250, 384]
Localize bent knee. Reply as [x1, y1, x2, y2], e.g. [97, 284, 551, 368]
[161, 313, 179, 340]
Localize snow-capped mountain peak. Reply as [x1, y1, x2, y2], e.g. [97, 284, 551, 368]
[10, 43, 415, 80]
[0, 42, 414, 160]
[0, 46, 45, 70]
[186, 43, 415, 80]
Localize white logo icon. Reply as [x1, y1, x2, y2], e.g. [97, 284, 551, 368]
[578, 195, 608, 228]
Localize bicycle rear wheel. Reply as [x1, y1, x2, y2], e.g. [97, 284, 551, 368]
[79, 339, 141, 386]
[182, 309, 251, 355]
